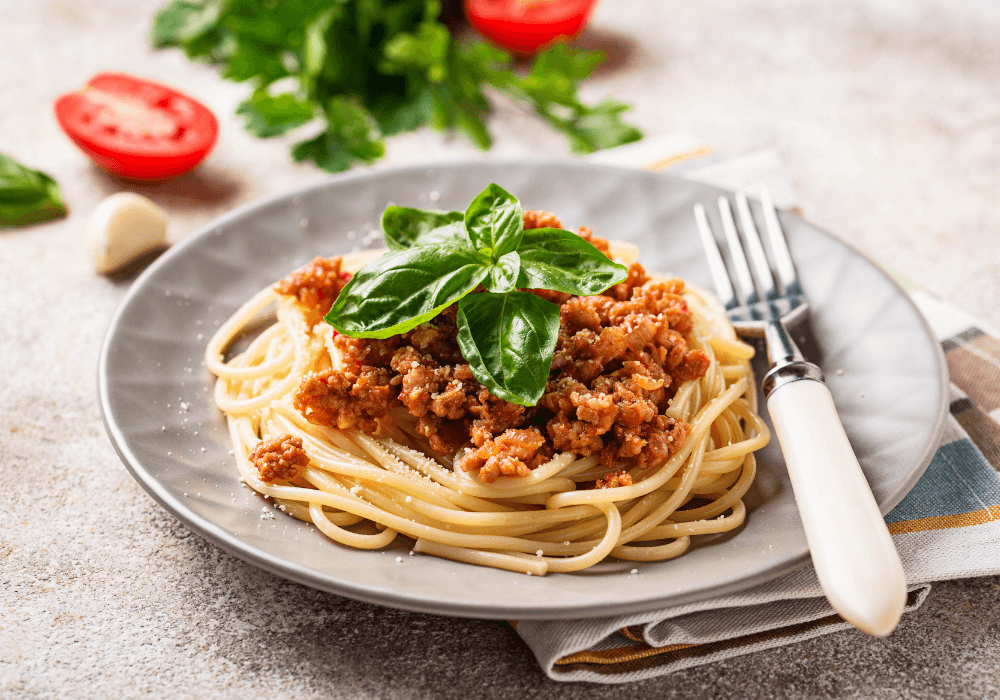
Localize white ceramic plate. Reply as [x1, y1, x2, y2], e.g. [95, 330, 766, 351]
[98, 160, 947, 620]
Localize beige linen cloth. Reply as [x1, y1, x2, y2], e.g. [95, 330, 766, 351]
[510, 136, 1000, 682]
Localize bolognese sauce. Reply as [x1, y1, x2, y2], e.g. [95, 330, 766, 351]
[285, 212, 710, 483]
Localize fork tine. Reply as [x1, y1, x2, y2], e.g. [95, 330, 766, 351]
[760, 190, 801, 295]
[694, 203, 738, 310]
[717, 196, 758, 305]
[735, 192, 779, 301]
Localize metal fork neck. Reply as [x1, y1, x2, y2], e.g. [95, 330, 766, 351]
[762, 320, 825, 397]
[764, 320, 803, 366]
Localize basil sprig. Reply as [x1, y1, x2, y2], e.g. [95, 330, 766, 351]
[326, 183, 628, 406]
[0, 154, 67, 227]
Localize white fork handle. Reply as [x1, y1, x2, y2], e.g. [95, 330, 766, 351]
[767, 379, 907, 636]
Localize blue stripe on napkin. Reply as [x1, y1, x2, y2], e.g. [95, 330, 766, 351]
[885, 439, 1000, 530]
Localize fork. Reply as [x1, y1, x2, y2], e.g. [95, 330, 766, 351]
[694, 191, 907, 637]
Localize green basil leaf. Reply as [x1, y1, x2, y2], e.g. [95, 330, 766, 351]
[0, 154, 67, 227]
[464, 183, 523, 258]
[515, 227, 628, 295]
[456, 291, 560, 407]
[236, 91, 314, 138]
[380, 206, 466, 252]
[483, 251, 520, 294]
[326, 243, 490, 339]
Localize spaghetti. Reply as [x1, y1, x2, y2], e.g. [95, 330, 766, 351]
[205, 242, 768, 575]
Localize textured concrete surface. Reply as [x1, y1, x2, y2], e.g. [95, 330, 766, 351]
[2, 0, 1000, 697]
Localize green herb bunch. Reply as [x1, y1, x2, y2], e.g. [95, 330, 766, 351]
[0, 154, 67, 227]
[326, 183, 627, 406]
[151, 0, 642, 172]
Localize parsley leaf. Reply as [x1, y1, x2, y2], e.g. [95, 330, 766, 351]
[0, 154, 67, 227]
[291, 96, 385, 172]
[237, 91, 314, 138]
[150, 0, 219, 49]
[493, 44, 643, 154]
[150, 0, 225, 61]
[151, 0, 642, 172]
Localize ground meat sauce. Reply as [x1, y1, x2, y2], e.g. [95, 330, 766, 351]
[250, 434, 311, 483]
[275, 255, 352, 316]
[282, 211, 710, 483]
[595, 469, 635, 489]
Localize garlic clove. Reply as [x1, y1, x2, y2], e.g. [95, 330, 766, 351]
[87, 192, 168, 274]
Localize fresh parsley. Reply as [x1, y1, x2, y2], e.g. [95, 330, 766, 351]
[326, 183, 628, 406]
[151, 0, 643, 172]
[0, 154, 67, 227]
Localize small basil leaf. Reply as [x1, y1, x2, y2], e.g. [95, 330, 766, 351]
[483, 251, 520, 294]
[515, 227, 627, 295]
[0, 154, 67, 227]
[464, 183, 523, 258]
[326, 243, 490, 339]
[456, 291, 560, 407]
[380, 206, 466, 252]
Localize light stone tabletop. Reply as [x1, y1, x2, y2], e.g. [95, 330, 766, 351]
[2, 1, 999, 698]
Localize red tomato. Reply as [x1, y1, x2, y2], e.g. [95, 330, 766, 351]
[54, 73, 218, 180]
[465, 0, 601, 55]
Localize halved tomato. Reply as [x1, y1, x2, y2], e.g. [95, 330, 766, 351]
[465, 0, 601, 55]
[55, 73, 218, 180]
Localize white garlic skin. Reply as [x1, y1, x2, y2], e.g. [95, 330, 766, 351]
[87, 192, 168, 274]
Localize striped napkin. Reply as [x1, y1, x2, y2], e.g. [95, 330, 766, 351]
[511, 138, 1000, 682]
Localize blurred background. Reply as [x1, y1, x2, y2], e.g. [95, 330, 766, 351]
[3, 0, 998, 325]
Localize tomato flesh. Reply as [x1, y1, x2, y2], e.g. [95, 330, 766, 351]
[55, 73, 218, 180]
[465, 0, 601, 55]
